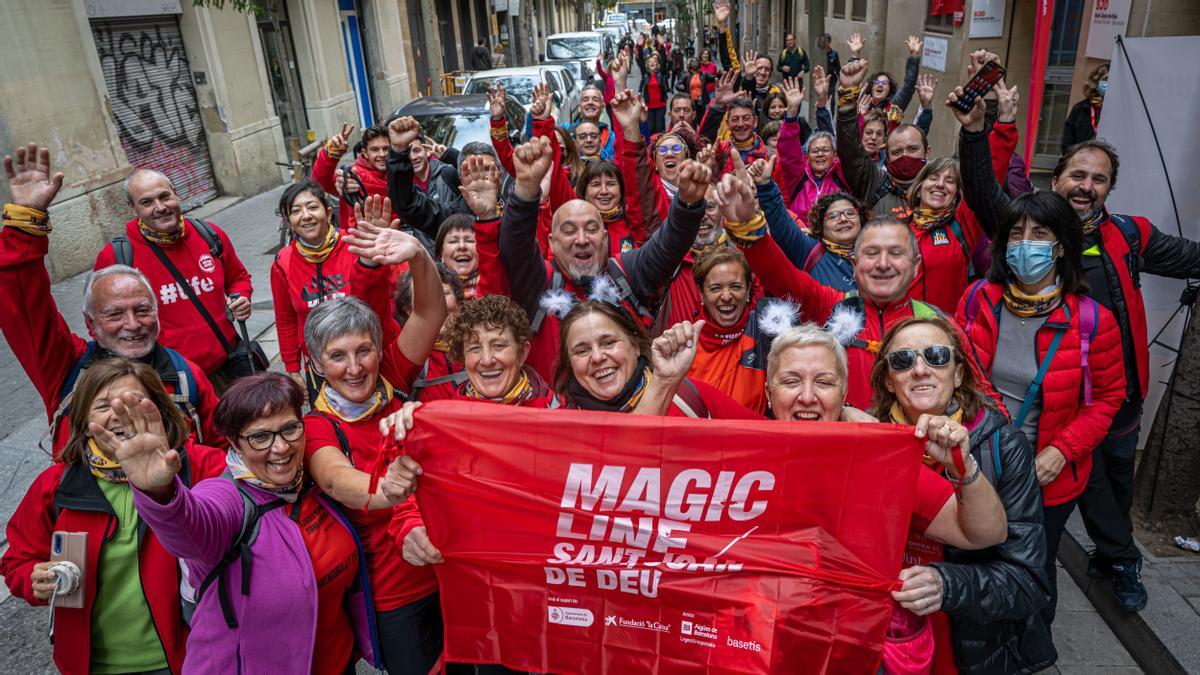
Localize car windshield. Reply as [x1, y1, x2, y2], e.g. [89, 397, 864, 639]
[410, 110, 495, 149]
[547, 36, 601, 59]
[464, 76, 536, 104]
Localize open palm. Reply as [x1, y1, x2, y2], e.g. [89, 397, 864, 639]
[4, 144, 65, 212]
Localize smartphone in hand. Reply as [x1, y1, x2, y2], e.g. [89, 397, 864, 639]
[953, 61, 1006, 113]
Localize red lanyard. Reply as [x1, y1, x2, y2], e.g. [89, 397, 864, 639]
[1090, 105, 1100, 132]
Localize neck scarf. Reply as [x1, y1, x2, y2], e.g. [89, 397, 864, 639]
[598, 204, 624, 223]
[822, 238, 853, 258]
[661, 178, 679, 201]
[888, 401, 964, 468]
[225, 449, 305, 503]
[294, 225, 339, 264]
[313, 378, 395, 423]
[731, 135, 759, 153]
[699, 305, 750, 349]
[138, 216, 186, 246]
[86, 439, 128, 483]
[1080, 208, 1106, 235]
[1003, 281, 1063, 318]
[462, 366, 536, 405]
[910, 207, 953, 231]
[567, 358, 652, 413]
[691, 230, 729, 258]
[459, 270, 479, 295]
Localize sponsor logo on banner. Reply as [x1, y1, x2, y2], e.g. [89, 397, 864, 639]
[613, 616, 671, 633]
[198, 253, 216, 273]
[547, 606, 594, 627]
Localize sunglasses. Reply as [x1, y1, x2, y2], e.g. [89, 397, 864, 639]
[884, 345, 954, 372]
[657, 143, 684, 155]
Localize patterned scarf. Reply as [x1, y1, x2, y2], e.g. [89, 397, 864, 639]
[699, 305, 750, 349]
[822, 238, 853, 258]
[691, 230, 729, 258]
[138, 216, 186, 246]
[731, 135, 760, 153]
[909, 208, 953, 231]
[1003, 281, 1063, 318]
[1080, 208, 1105, 235]
[598, 204, 624, 223]
[225, 449, 305, 503]
[889, 400, 965, 468]
[313, 377, 396, 423]
[86, 439, 128, 483]
[294, 225, 339, 264]
[462, 367, 535, 404]
[566, 358, 652, 413]
[459, 271, 480, 297]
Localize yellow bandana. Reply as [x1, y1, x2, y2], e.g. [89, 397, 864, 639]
[1003, 282, 1063, 318]
[294, 225, 339, 264]
[598, 205, 624, 223]
[86, 438, 128, 483]
[910, 208, 953, 231]
[822, 238, 853, 258]
[2, 203, 52, 235]
[138, 216, 186, 246]
[313, 378, 396, 423]
[463, 368, 534, 405]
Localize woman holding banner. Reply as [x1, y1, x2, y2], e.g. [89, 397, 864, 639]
[870, 315, 1056, 673]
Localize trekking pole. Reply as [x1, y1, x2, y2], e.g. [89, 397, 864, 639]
[229, 293, 257, 374]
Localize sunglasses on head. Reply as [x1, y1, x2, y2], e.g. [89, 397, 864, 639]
[884, 345, 954, 372]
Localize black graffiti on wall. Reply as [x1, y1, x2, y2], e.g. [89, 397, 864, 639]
[93, 22, 204, 153]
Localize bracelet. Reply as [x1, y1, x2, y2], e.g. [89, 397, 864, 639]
[324, 140, 346, 159]
[837, 85, 861, 108]
[945, 454, 981, 489]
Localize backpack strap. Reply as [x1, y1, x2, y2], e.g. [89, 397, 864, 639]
[109, 235, 134, 267]
[530, 268, 566, 334]
[1108, 213, 1144, 289]
[670, 378, 711, 419]
[1077, 295, 1099, 407]
[195, 476, 290, 629]
[607, 259, 657, 328]
[944, 218, 975, 278]
[187, 219, 224, 259]
[1013, 307, 1070, 430]
[802, 243, 826, 273]
[163, 347, 205, 444]
[961, 279, 991, 335]
[305, 410, 354, 466]
[978, 428, 1003, 485]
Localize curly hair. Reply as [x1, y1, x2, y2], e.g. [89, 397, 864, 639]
[445, 295, 531, 364]
[806, 191, 866, 240]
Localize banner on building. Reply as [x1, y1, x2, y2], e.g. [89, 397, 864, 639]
[408, 402, 927, 674]
[1086, 0, 1132, 59]
[923, 36, 950, 72]
[969, 0, 1006, 39]
[1024, 0, 1057, 168]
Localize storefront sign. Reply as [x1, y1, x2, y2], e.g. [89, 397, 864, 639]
[923, 35, 949, 72]
[1087, 0, 1132, 59]
[969, 0, 1006, 39]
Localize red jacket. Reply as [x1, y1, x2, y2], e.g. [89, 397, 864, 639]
[956, 282, 1126, 506]
[0, 227, 219, 452]
[0, 444, 224, 675]
[94, 220, 254, 374]
[908, 203, 988, 314]
[269, 238, 359, 373]
[1096, 213, 1154, 398]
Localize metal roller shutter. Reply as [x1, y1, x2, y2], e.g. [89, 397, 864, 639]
[92, 16, 218, 207]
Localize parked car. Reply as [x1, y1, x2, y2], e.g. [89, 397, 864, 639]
[542, 31, 614, 84]
[463, 65, 580, 122]
[390, 94, 525, 150]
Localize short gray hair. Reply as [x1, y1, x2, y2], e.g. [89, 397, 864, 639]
[124, 168, 177, 205]
[84, 265, 156, 317]
[304, 296, 383, 361]
[805, 131, 835, 152]
[766, 322, 848, 391]
[851, 215, 919, 261]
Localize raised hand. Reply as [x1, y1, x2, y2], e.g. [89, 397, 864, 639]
[675, 159, 713, 204]
[714, 0, 731, 27]
[728, 146, 753, 185]
[512, 136, 554, 202]
[92, 393, 180, 500]
[916, 73, 939, 109]
[328, 122, 356, 155]
[840, 59, 869, 90]
[847, 32, 865, 57]
[781, 76, 805, 117]
[457, 154, 501, 219]
[996, 79, 1019, 123]
[610, 89, 646, 136]
[713, 171, 758, 224]
[746, 154, 778, 187]
[651, 320, 706, 383]
[4, 144, 65, 212]
[612, 48, 631, 88]
[946, 86, 986, 133]
[811, 65, 830, 108]
[346, 227, 426, 267]
[487, 84, 507, 120]
[714, 69, 740, 106]
[742, 49, 758, 76]
[695, 143, 720, 175]
[352, 194, 396, 235]
[530, 82, 552, 120]
[857, 89, 873, 117]
[906, 35, 923, 57]
[387, 116, 422, 153]
[966, 49, 999, 77]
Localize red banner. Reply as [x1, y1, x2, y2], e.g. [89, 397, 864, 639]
[1025, 0, 1057, 167]
[409, 401, 926, 674]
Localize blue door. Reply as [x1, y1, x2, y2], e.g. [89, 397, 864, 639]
[339, 0, 375, 127]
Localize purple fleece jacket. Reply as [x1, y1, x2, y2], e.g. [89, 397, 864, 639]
[132, 475, 379, 674]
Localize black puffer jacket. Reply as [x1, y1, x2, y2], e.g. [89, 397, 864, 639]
[931, 407, 1057, 674]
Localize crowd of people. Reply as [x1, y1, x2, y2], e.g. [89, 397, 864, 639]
[2, 11, 1196, 674]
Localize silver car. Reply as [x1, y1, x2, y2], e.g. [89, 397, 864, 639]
[463, 65, 581, 123]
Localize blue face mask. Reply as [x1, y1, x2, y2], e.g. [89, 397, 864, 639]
[1098, 80, 1108, 95]
[1006, 240, 1058, 285]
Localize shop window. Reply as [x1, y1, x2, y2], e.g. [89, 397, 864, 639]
[925, 1, 955, 34]
[850, 0, 867, 21]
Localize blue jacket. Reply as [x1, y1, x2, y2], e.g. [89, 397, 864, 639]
[757, 180, 856, 291]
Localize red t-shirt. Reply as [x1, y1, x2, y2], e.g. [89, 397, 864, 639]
[905, 466, 958, 675]
[646, 74, 666, 109]
[269, 241, 359, 372]
[289, 495, 358, 675]
[303, 346, 436, 611]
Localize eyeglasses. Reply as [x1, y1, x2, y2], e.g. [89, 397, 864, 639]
[808, 146, 833, 155]
[576, 131, 600, 140]
[884, 345, 955, 372]
[657, 143, 684, 155]
[873, 78, 890, 87]
[824, 208, 858, 222]
[239, 420, 304, 451]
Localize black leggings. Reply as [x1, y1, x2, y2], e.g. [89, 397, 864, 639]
[647, 107, 666, 136]
[1040, 497, 1081, 630]
[376, 593, 444, 674]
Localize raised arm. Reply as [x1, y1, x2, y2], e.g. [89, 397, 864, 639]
[621, 160, 710, 305]
[385, 115, 446, 242]
[458, 154, 510, 296]
[889, 37, 923, 112]
[714, 0, 740, 72]
[487, 85, 517, 176]
[753, 163, 821, 269]
[610, 89, 652, 241]
[835, 60, 888, 203]
[311, 122, 355, 195]
[951, 92, 1010, 239]
[498, 137, 555, 318]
